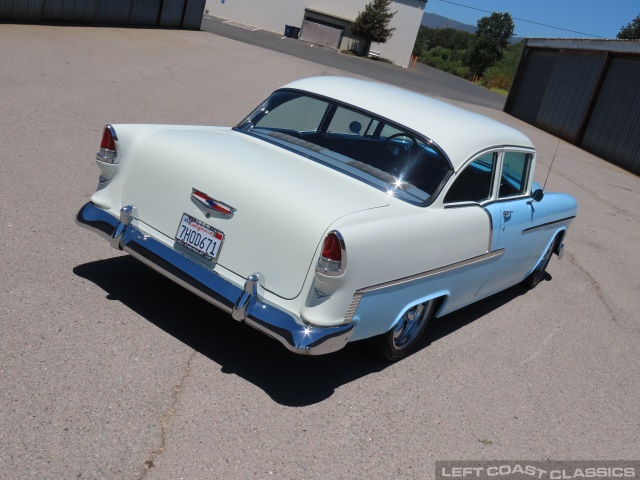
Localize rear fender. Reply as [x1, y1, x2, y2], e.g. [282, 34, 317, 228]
[90, 125, 230, 212]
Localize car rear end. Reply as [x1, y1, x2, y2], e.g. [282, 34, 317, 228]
[78, 123, 391, 354]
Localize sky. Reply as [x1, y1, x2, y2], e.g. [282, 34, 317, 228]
[425, 0, 639, 39]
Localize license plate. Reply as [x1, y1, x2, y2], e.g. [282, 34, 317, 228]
[175, 213, 224, 261]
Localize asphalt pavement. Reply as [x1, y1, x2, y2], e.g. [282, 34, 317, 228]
[0, 23, 638, 480]
[200, 15, 506, 110]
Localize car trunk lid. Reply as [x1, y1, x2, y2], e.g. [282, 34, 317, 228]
[121, 129, 389, 299]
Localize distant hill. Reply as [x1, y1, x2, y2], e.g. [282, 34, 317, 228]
[421, 12, 476, 33]
[421, 12, 524, 43]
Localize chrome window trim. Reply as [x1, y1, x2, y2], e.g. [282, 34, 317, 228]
[481, 195, 532, 208]
[443, 150, 499, 205]
[233, 89, 454, 208]
[496, 151, 534, 200]
[443, 202, 482, 209]
[343, 249, 504, 323]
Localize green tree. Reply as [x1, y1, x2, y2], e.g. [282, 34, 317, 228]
[412, 26, 473, 60]
[617, 14, 640, 39]
[351, 0, 397, 56]
[482, 40, 525, 91]
[468, 12, 514, 77]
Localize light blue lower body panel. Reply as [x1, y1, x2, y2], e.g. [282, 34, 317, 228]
[349, 254, 497, 341]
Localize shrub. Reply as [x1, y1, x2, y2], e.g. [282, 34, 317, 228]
[484, 70, 511, 90]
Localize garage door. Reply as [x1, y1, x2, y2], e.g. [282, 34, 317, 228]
[299, 20, 343, 50]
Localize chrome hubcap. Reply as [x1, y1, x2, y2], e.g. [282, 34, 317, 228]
[392, 302, 430, 350]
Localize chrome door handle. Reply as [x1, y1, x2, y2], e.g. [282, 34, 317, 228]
[503, 210, 513, 220]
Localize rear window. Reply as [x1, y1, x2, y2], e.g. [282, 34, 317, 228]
[236, 90, 452, 205]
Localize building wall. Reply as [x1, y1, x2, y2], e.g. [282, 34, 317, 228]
[505, 39, 640, 175]
[204, 0, 425, 67]
[0, 0, 205, 28]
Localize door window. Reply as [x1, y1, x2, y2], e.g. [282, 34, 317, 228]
[498, 152, 532, 198]
[444, 152, 497, 204]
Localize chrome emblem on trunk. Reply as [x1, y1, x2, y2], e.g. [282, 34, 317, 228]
[191, 188, 236, 217]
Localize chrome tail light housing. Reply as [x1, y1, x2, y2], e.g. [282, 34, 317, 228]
[96, 125, 119, 164]
[316, 231, 346, 276]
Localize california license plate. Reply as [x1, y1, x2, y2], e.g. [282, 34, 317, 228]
[175, 213, 224, 261]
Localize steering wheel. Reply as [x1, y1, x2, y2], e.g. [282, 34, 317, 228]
[383, 133, 417, 154]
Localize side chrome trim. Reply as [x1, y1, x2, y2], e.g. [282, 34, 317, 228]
[355, 250, 504, 294]
[483, 207, 494, 252]
[76, 202, 353, 355]
[343, 249, 504, 323]
[343, 292, 363, 324]
[521, 216, 576, 234]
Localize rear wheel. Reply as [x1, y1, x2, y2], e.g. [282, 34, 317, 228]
[522, 237, 556, 289]
[368, 299, 437, 362]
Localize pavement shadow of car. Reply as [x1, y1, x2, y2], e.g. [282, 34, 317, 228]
[74, 255, 537, 406]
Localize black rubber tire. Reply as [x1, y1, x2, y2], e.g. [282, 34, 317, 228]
[522, 237, 556, 289]
[367, 299, 437, 362]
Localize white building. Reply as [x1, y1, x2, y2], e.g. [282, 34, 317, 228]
[204, 0, 426, 67]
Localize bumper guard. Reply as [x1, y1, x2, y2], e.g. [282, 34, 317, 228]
[76, 202, 353, 355]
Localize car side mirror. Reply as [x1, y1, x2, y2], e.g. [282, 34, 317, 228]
[531, 188, 544, 202]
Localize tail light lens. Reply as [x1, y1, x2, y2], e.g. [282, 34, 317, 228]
[316, 231, 346, 276]
[96, 125, 119, 164]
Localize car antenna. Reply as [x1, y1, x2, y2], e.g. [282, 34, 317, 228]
[543, 138, 561, 190]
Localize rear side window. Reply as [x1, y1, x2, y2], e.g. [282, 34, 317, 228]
[444, 152, 497, 204]
[499, 152, 531, 198]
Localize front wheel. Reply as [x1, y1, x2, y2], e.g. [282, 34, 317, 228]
[368, 299, 437, 362]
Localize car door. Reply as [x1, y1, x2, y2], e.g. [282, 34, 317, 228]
[478, 150, 547, 296]
[441, 150, 499, 309]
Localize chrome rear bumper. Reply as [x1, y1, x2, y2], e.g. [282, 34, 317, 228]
[76, 202, 353, 355]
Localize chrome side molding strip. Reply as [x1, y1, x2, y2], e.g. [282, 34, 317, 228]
[343, 249, 504, 323]
[358, 249, 504, 295]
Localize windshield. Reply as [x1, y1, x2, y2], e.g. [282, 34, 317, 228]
[235, 90, 452, 205]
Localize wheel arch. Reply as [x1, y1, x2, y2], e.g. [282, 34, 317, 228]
[552, 228, 566, 256]
[387, 292, 448, 333]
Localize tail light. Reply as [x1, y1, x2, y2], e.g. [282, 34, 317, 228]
[316, 231, 346, 276]
[96, 125, 119, 164]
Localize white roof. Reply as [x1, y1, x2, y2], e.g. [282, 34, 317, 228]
[281, 76, 534, 171]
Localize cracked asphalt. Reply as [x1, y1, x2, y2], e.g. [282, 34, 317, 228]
[0, 23, 638, 480]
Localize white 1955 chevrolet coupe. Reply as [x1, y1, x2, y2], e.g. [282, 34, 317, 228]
[77, 77, 577, 361]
